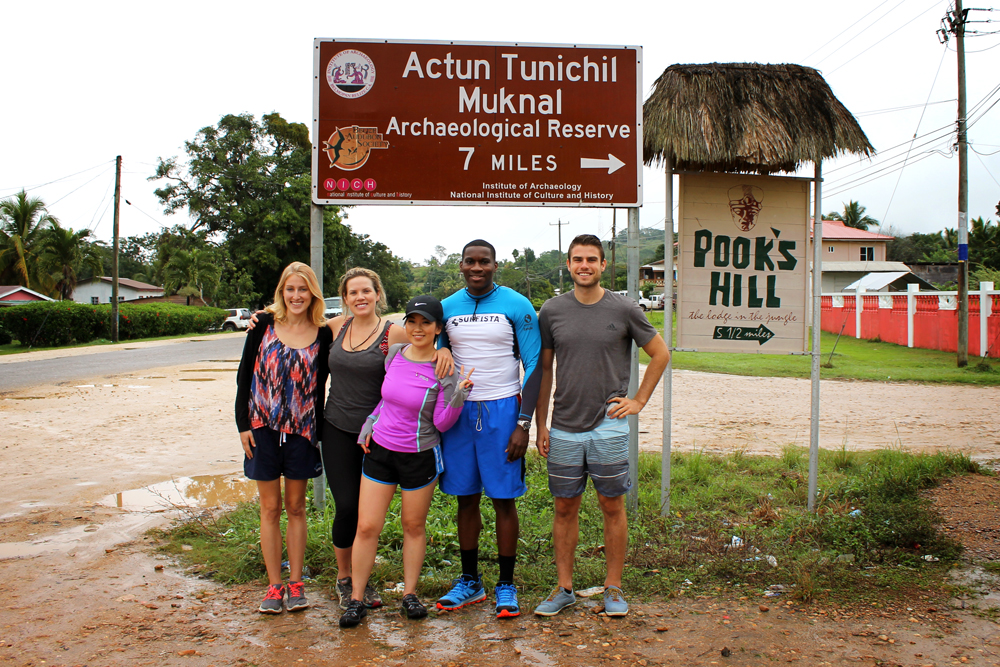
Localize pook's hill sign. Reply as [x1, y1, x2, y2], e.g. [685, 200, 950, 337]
[676, 172, 810, 354]
[312, 39, 642, 207]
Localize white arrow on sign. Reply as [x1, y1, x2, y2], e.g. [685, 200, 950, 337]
[580, 154, 626, 174]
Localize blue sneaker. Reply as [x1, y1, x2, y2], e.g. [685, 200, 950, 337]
[494, 583, 521, 618]
[534, 586, 576, 616]
[603, 585, 629, 616]
[436, 574, 487, 611]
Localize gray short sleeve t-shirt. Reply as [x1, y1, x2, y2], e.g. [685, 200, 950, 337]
[539, 289, 657, 433]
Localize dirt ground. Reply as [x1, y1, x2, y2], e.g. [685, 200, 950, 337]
[2, 335, 1000, 667]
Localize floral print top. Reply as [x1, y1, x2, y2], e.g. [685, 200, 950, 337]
[248, 325, 320, 441]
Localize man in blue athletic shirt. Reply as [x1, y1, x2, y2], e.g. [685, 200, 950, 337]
[435, 239, 542, 619]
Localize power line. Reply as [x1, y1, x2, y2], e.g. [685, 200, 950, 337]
[974, 150, 1000, 189]
[46, 166, 115, 208]
[802, 0, 896, 62]
[814, 0, 910, 67]
[827, 0, 947, 76]
[879, 42, 951, 227]
[0, 159, 114, 198]
[853, 98, 956, 116]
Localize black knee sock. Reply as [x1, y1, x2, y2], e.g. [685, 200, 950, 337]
[497, 555, 516, 584]
[460, 548, 479, 579]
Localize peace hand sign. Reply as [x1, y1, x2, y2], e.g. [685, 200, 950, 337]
[457, 365, 475, 390]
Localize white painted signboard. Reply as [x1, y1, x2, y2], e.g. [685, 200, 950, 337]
[676, 172, 810, 353]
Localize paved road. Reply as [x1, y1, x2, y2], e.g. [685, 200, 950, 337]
[0, 336, 247, 393]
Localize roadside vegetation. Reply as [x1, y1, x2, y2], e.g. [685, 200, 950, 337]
[0, 301, 226, 348]
[642, 312, 1000, 386]
[156, 448, 976, 607]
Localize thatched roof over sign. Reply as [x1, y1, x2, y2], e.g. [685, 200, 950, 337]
[643, 63, 874, 174]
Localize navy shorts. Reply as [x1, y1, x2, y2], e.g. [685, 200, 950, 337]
[244, 427, 323, 481]
[363, 441, 443, 492]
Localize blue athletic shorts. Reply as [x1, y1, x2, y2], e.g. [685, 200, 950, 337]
[439, 395, 526, 499]
[547, 416, 630, 498]
[243, 427, 323, 481]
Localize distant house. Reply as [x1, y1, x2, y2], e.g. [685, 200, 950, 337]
[639, 244, 679, 292]
[814, 220, 909, 292]
[71, 277, 164, 305]
[0, 286, 54, 307]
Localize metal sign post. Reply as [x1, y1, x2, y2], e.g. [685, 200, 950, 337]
[626, 206, 640, 512]
[808, 161, 823, 512]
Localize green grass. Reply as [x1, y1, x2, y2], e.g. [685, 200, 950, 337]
[641, 312, 1000, 386]
[0, 330, 231, 356]
[154, 448, 978, 606]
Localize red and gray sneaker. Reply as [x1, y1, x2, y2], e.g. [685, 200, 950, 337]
[258, 584, 284, 614]
[286, 581, 309, 612]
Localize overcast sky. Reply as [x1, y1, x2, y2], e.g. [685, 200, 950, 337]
[2, 0, 998, 265]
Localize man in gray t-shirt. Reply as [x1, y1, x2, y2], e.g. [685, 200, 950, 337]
[533, 234, 670, 618]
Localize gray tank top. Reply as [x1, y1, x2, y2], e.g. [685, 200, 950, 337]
[324, 318, 392, 433]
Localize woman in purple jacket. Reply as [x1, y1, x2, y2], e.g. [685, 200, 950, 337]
[339, 295, 474, 628]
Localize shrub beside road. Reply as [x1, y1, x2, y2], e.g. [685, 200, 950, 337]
[0, 301, 226, 347]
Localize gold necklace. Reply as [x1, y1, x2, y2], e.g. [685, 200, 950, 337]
[349, 316, 381, 350]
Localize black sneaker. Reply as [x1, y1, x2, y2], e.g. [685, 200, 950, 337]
[339, 598, 368, 628]
[401, 593, 427, 619]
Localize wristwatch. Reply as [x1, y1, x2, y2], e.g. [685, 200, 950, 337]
[517, 418, 531, 432]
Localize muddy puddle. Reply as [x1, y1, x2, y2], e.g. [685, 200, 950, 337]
[0, 474, 255, 561]
[100, 473, 257, 511]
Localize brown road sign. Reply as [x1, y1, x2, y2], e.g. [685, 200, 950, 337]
[313, 39, 642, 207]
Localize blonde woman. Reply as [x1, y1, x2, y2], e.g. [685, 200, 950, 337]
[247, 267, 452, 609]
[235, 262, 332, 614]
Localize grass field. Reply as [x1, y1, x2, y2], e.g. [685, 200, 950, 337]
[642, 312, 1000, 386]
[156, 448, 977, 607]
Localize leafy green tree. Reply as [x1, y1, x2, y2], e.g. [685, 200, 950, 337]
[886, 230, 949, 264]
[825, 200, 879, 230]
[163, 248, 222, 305]
[0, 190, 58, 289]
[37, 226, 103, 300]
[150, 113, 411, 308]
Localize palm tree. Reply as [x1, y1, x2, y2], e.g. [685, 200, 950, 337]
[825, 200, 879, 231]
[0, 190, 59, 288]
[163, 248, 222, 305]
[37, 226, 103, 300]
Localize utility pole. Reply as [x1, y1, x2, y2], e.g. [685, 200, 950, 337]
[941, 1, 970, 366]
[111, 155, 122, 343]
[956, 0, 969, 367]
[549, 218, 570, 294]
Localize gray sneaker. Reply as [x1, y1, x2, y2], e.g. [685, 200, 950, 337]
[258, 584, 284, 614]
[286, 581, 309, 612]
[337, 577, 353, 610]
[603, 586, 629, 616]
[534, 586, 576, 616]
[363, 583, 383, 609]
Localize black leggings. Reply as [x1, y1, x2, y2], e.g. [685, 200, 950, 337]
[321, 420, 365, 549]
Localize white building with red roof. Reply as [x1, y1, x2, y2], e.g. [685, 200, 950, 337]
[71, 277, 164, 304]
[0, 286, 54, 307]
